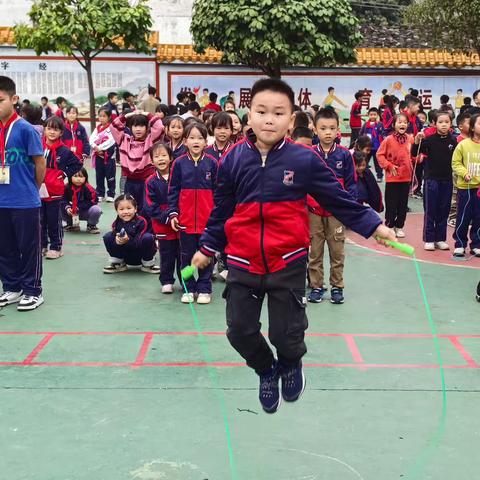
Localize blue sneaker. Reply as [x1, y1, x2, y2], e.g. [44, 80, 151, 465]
[258, 361, 281, 414]
[330, 287, 344, 304]
[280, 361, 306, 402]
[308, 287, 326, 303]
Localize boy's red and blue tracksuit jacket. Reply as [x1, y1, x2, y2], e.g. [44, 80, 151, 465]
[205, 141, 232, 162]
[62, 121, 91, 160]
[144, 171, 178, 241]
[307, 143, 357, 217]
[167, 152, 218, 235]
[199, 137, 381, 275]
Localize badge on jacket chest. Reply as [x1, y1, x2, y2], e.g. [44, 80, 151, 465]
[283, 170, 294, 186]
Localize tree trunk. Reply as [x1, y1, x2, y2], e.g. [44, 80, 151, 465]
[85, 58, 96, 133]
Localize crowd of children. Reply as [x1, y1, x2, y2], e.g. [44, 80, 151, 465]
[1, 73, 480, 414]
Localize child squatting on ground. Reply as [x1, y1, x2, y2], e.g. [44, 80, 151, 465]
[191, 78, 395, 414]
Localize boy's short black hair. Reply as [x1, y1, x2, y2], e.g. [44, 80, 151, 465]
[457, 89, 463, 93]
[148, 86, 157, 96]
[0, 76, 16, 96]
[354, 90, 363, 100]
[250, 78, 295, 111]
[464, 97, 472, 105]
[45, 115, 65, 132]
[355, 135, 372, 150]
[209, 92, 218, 102]
[353, 150, 367, 166]
[382, 89, 388, 95]
[41, 96, 48, 102]
[328, 86, 334, 93]
[314, 107, 339, 126]
[410, 89, 419, 98]
[123, 91, 134, 100]
[203, 88, 209, 93]
[368, 107, 379, 114]
[473, 89, 480, 100]
[211, 111, 233, 130]
[292, 126, 313, 141]
[108, 92, 117, 101]
[129, 114, 149, 128]
[428, 109, 438, 123]
[435, 110, 453, 122]
[22, 105, 42, 125]
[183, 121, 208, 140]
[440, 94, 450, 104]
[293, 110, 309, 129]
[187, 101, 201, 112]
[311, 104, 320, 113]
[56, 96, 66, 106]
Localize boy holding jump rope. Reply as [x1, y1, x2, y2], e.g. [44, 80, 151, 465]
[191, 78, 395, 414]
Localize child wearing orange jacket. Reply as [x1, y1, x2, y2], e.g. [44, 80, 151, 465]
[376, 113, 415, 238]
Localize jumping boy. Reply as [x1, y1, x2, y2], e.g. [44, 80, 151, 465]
[192, 79, 395, 414]
[0, 76, 46, 311]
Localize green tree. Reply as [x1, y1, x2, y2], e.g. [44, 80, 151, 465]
[405, 0, 480, 55]
[190, 0, 361, 78]
[14, 0, 153, 131]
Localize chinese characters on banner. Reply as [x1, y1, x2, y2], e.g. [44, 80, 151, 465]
[170, 72, 480, 124]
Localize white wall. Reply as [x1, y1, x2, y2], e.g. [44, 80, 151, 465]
[0, 0, 194, 44]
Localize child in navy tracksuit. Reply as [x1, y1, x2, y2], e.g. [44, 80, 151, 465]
[0, 75, 45, 312]
[63, 167, 102, 234]
[62, 106, 91, 161]
[307, 107, 357, 305]
[360, 107, 384, 181]
[168, 123, 218, 304]
[102, 194, 159, 274]
[205, 111, 233, 161]
[192, 79, 391, 414]
[165, 115, 186, 160]
[90, 107, 117, 201]
[411, 111, 456, 251]
[144, 142, 180, 293]
[42, 116, 83, 259]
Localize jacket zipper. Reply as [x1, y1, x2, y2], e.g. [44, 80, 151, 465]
[194, 157, 198, 232]
[259, 153, 269, 274]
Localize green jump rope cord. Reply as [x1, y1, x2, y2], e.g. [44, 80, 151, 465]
[380, 240, 447, 478]
[181, 270, 239, 480]
[181, 240, 448, 480]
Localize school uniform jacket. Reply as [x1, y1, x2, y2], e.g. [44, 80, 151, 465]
[168, 152, 218, 234]
[62, 121, 91, 159]
[43, 144, 83, 202]
[111, 215, 149, 248]
[144, 171, 178, 240]
[357, 169, 384, 213]
[360, 121, 383, 151]
[307, 143, 357, 217]
[199, 137, 381, 275]
[62, 182, 98, 215]
[205, 141, 232, 162]
[170, 141, 187, 160]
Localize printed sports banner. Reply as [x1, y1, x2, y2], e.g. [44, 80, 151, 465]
[0, 57, 156, 117]
[170, 71, 480, 132]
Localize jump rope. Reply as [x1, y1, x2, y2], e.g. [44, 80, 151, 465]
[180, 237, 447, 479]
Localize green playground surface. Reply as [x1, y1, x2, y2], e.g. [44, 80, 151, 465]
[1, 196, 480, 480]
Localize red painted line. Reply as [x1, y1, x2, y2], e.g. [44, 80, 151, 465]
[445, 335, 480, 368]
[132, 333, 154, 368]
[343, 335, 364, 363]
[0, 361, 478, 369]
[22, 333, 55, 365]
